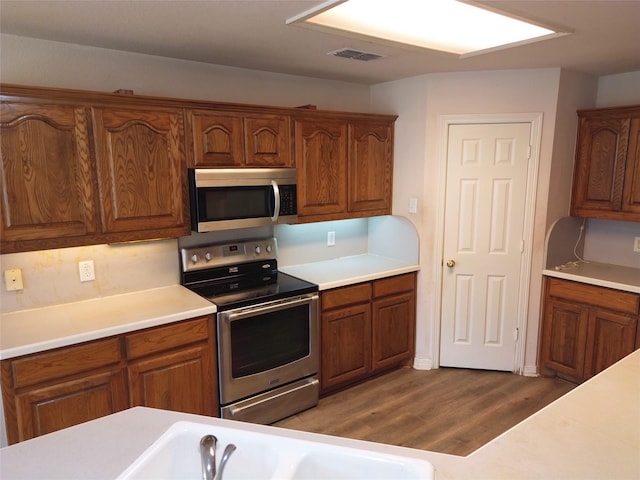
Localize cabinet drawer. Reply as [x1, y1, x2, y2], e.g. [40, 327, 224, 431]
[125, 316, 211, 359]
[547, 278, 639, 315]
[373, 273, 416, 298]
[7, 338, 123, 389]
[322, 283, 371, 311]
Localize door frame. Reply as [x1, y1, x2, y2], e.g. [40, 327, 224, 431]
[432, 113, 543, 373]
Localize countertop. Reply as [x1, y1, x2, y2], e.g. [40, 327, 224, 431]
[1, 349, 638, 479]
[279, 253, 420, 291]
[0, 285, 216, 360]
[543, 261, 640, 293]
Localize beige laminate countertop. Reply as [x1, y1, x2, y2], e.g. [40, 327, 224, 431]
[1, 349, 638, 479]
[0, 285, 216, 360]
[543, 261, 640, 293]
[279, 254, 420, 291]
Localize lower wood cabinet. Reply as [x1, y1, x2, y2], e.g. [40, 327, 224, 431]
[1, 315, 216, 444]
[320, 273, 416, 394]
[540, 277, 639, 383]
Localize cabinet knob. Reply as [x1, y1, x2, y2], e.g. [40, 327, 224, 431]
[446, 259, 456, 268]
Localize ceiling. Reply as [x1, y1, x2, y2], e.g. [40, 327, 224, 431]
[1, 0, 639, 85]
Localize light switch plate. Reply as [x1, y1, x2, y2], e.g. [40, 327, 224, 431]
[634, 237, 640, 253]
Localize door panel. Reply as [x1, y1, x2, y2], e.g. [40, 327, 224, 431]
[440, 123, 531, 371]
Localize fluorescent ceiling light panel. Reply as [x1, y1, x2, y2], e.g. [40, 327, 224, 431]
[288, 0, 566, 56]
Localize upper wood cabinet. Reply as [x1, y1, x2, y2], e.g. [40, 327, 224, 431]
[349, 120, 394, 214]
[0, 101, 100, 251]
[0, 85, 190, 253]
[92, 105, 188, 235]
[571, 105, 640, 222]
[294, 114, 396, 223]
[188, 110, 292, 167]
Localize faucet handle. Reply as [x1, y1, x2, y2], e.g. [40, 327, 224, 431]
[200, 434, 217, 480]
[216, 444, 236, 480]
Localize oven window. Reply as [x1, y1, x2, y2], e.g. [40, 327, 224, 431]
[230, 304, 309, 378]
[200, 186, 274, 220]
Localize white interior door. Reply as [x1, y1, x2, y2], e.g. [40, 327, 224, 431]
[440, 123, 531, 371]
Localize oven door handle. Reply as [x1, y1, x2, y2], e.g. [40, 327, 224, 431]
[223, 294, 318, 322]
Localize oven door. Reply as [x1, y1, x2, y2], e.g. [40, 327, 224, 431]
[217, 293, 319, 406]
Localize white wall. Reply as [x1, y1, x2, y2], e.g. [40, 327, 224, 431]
[0, 34, 371, 111]
[596, 71, 640, 107]
[371, 68, 602, 373]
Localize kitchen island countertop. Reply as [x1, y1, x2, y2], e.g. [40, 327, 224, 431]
[279, 253, 420, 290]
[1, 349, 638, 479]
[0, 285, 216, 359]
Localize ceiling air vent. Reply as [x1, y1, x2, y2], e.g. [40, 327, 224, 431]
[328, 48, 383, 61]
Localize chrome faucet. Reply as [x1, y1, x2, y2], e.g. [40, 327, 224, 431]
[200, 434, 236, 480]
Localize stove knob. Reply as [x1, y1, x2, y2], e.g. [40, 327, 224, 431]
[205, 252, 212, 262]
[254, 245, 261, 255]
[266, 244, 272, 254]
[191, 254, 199, 264]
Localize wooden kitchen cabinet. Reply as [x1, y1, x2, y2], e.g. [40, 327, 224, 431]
[294, 114, 396, 223]
[0, 338, 128, 444]
[348, 120, 394, 215]
[125, 316, 216, 416]
[540, 277, 639, 383]
[371, 273, 416, 372]
[92, 105, 189, 237]
[320, 273, 416, 394]
[1, 316, 217, 444]
[188, 110, 292, 167]
[0, 99, 100, 253]
[0, 85, 190, 253]
[321, 283, 372, 392]
[570, 105, 640, 222]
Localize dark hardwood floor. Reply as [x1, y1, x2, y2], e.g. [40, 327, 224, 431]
[273, 367, 575, 456]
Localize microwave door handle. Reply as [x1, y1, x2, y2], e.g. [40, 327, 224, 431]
[271, 180, 281, 222]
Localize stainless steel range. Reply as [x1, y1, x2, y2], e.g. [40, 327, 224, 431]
[180, 237, 319, 424]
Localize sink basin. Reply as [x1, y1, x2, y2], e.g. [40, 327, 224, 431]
[117, 420, 434, 480]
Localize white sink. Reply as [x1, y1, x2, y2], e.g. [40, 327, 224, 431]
[117, 421, 434, 480]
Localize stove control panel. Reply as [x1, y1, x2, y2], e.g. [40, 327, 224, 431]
[181, 237, 278, 272]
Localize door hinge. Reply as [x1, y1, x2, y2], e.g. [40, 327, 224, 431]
[527, 145, 532, 159]
[514, 328, 519, 341]
[520, 240, 525, 253]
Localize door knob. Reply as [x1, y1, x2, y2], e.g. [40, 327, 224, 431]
[446, 259, 456, 268]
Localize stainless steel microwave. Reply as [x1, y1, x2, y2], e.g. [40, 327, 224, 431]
[188, 168, 298, 232]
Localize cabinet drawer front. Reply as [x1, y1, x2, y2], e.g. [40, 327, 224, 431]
[373, 273, 416, 298]
[125, 316, 211, 359]
[9, 338, 123, 389]
[322, 283, 371, 311]
[547, 278, 639, 315]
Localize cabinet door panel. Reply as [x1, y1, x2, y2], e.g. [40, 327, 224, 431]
[244, 114, 292, 167]
[295, 118, 348, 217]
[190, 111, 243, 167]
[348, 121, 393, 214]
[14, 368, 128, 442]
[622, 117, 640, 214]
[372, 292, 415, 372]
[128, 344, 215, 416]
[572, 116, 629, 213]
[584, 309, 637, 379]
[321, 304, 370, 392]
[0, 102, 98, 244]
[93, 106, 187, 234]
[540, 298, 589, 380]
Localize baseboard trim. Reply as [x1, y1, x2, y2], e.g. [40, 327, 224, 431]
[413, 357, 433, 370]
[522, 364, 539, 377]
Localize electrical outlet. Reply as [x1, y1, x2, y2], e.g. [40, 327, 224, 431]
[4, 268, 24, 291]
[327, 231, 336, 246]
[78, 260, 95, 282]
[634, 237, 640, 253]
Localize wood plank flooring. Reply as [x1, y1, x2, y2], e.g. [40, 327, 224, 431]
[273, 367, 575, 456]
